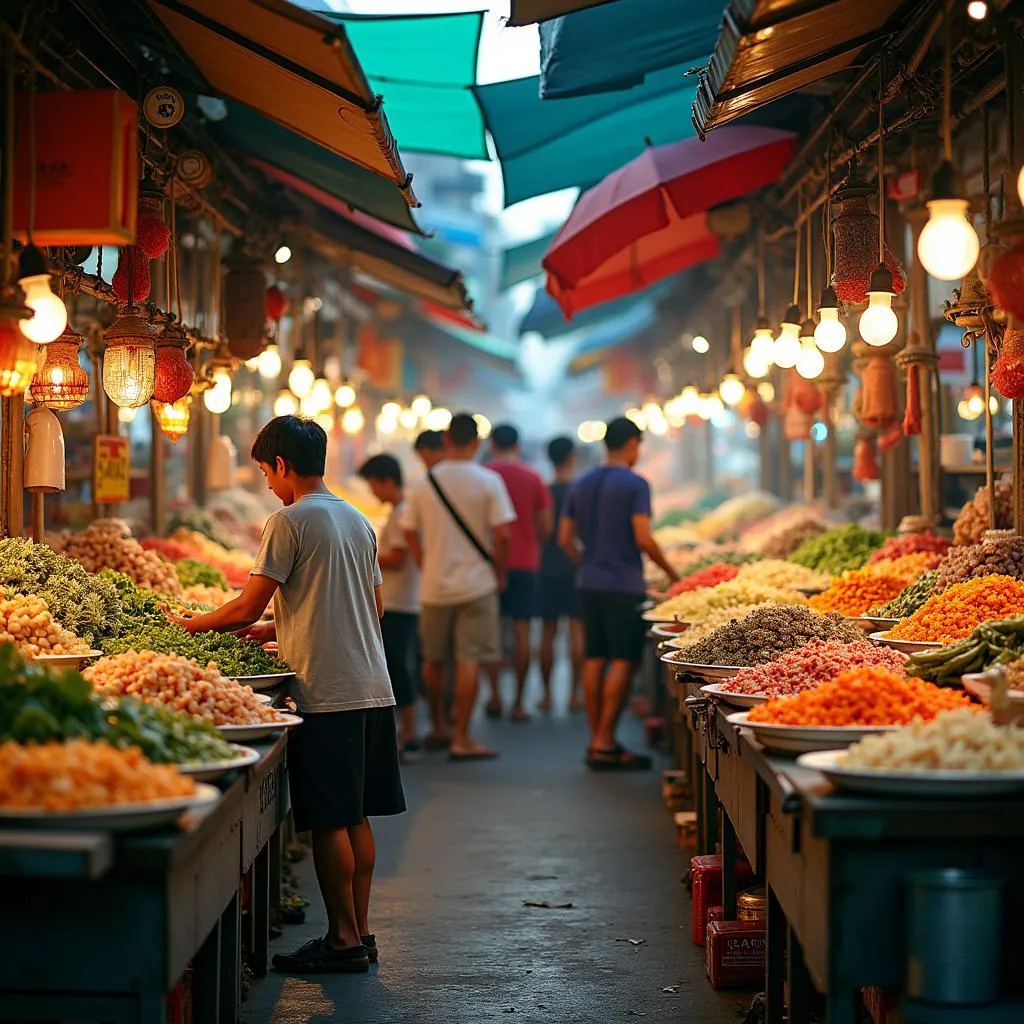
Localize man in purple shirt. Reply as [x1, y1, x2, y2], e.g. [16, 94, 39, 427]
[559, 417, 679, 770]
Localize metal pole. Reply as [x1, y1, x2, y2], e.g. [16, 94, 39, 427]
[29, 492, 44, 542]
[151, 406, 166, 536]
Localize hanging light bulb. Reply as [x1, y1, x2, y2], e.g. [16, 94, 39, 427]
[858, 265, 899, 346]
[796, 339, 825, 380]
[679, 384, 700, 416]
[102, 307, 157, 408]
[151, 396, 192, 443]
[399, 407, 418, 430]
[334, 379, 357, 408]
[376, 412, 398, 436]
[288, 358, 315, 398]
[0, 294, 41, 397]
[473, 413, 493, 439]
[310, 377, 333, 413]
[17, 246, 67, 344]
[814, 286, 847, 353]
[425, 407, 452, 431]
[257, 343, 282, 380]
[773, 304, 802, 368]
[315, 411, 335, 433]
[964, 382, 986, 418]
[117, 406, 137, 424]
[749, 323, 776, 367]
[757, 381, 776, 403]
[203, 376, 232, 414]
[382, 397, 403, 419]
[29, 327, 89, 409]
[410, 394, 432, 418]
[341, 406, 365, 435]
[719, 370, 745, 406]
[917, 164, 980, 281]
[273, 390, 298, 417]
[743, 346, 770, 379]
[691, 335, 710, 354]
[299, 394, 320, 418]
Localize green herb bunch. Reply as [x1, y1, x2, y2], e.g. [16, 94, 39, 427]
[789, 524, 890, 576]
[176, 559, 228, 590]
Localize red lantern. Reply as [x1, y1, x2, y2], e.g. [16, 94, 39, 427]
[266, 285, 287, 322]
[987, 245, 1024, 324]
[853, 436, 880, 481]
[152, 328, 194, 404]
[112, 180, 170, 304]
[992, 327, 1024, 400]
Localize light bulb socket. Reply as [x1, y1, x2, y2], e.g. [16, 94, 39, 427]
[782, 303, 803, 327]
[817, 284, 840, 311]
[800, 318, 817, 337]
[929, 160, 962, 203]
[17, 244, 49, 281]
[867, 263, 895, 295]
[755, 313, 772, 332]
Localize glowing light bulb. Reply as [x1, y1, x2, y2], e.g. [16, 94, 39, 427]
[425, 407, 452, 431]
[796, 339, 825, 380]
[745, 421, 761, 440]
[118, 406, 137, 424]
[334, 380, 356, 408]
[719, 372, 745, 406]
[203, 379, 232, 414]
[957, 399, 974, 420]
[967, 1, 987, 19]
[625, 407, 647, 430]
[743, 347, 770, 379]
[288, 359, 315, 398]
[274, 245, 292, 264]
[382, 398, 402, 419]
[750, 329, 776, 366]
[965, 384, 986, 418]
[310, 377, 333, 413]
[273, 390, 298, 417]
[376, 412, 397, 436]
[410, 394, 432, 418]
[19, 275, 67, 344]
[474, 414, 492, 439]
[679, 385, 700, 416]
[399, 407, 418, 430]
[757, 382, 776, 403]
[859, 291, 899, 346]
[342, 406, 365, 435]
[691, 335, 710, 354]
[257, 344, 282, 380]
[315, 412, 335, 433]
[918, 198, 980, 281]
[814, 306, 847, 353]
[299, 394, 319, 418]
[1018, 164, 1024, 208]
[773, 321, 801, 368]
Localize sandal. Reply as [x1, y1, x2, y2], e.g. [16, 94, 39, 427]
[449, 747, 499, 761]
[484, 701, 503, 720]
[423, 733, 451, 752]
[510, 706, 530, 723]
[587, 746, 652, 771]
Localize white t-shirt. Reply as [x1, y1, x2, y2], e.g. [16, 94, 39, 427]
[379, 501, 420, 614]
[400, 461, 516, 606]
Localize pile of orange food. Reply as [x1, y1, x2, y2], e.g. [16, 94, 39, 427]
[746, 666, 978, 727]
[869, 552, 945, 580]
[808, 568, 907, 616]
[887, 574, 1024, 643]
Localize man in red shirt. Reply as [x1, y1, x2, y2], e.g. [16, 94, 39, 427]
[485, 424, 552, 722]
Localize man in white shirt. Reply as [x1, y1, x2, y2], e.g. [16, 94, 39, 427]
[359, 453, 422, 760]
[401, 413, 516, 760]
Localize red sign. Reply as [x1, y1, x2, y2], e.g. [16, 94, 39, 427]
[887, 169, 922, 203]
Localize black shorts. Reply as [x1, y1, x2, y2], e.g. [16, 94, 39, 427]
[540, 574, 581, 622]
[288, 707, 406, 832]
[501, 570, 539, 621]
[578, 589, 646, 665]
[380, 610, 419, 708]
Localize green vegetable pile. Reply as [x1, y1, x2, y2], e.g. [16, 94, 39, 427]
[905, 618, 1024, 686]
[176, 559, 228, 590]
[870, 570, 940, 619]
[99, 570, 166, 633]
[100, 622, 287, 676]
[0, 643, 237, 764]
[789, 524, 890, 576]
[0, 538, 121, 641]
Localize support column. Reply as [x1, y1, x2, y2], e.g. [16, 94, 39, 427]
[151, 407, 166, 536]
[818, 351, 845, 509]
[1, 395, 24, 538]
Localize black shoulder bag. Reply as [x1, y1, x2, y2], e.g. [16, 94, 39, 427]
[428, 471, 494, 566]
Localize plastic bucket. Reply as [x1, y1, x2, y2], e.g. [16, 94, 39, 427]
[905, 868, 1005, 1005]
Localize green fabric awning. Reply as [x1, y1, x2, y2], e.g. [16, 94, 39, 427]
[301, 8, 488, 160]
[210, 100, 422, 235]
[499, 231, 558, 291]
[474, 68, 699, 206]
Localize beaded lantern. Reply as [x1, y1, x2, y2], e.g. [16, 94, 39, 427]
[28, 325, 89, 409]
[223, 240, 267, 361]
[0, 293, 41, 397]
[151, 396, 191, 443]
[102, 306, 157, 408]
[112, 179, 171, 305]
[153, 324, 195, 404]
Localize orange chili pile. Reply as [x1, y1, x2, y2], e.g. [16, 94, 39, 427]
[888, 574, 1024, 642]
[808, 568, 907, 616]
[666, 562, 740, 596]
[746, 666, 977, 726]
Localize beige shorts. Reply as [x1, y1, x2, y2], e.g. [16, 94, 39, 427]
[420, 592, 501, 665]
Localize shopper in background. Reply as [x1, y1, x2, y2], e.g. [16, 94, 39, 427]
[167, 416, 403, 974]
[539, 436, 585, 713]
[413, 429, 446, 472]
[483, 424, 552, 722]
[358, 453, 422, 761]
[559, 417, 679, 771]
[402, 413, 516, 760]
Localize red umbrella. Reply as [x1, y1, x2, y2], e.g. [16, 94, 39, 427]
[543, 126, 796, 317]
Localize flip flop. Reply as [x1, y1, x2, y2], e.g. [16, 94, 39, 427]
[587, 747, 652, 771]
[449, 748, 499, 762]
[484, 702, 503, 720]
[510, 707, 530, 724]
[423, 734, 451, 752]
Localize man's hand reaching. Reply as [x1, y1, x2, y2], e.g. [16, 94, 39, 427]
[235, 619, 277, 645]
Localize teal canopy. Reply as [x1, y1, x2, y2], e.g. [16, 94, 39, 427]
[499, 231, 558, 291]
[210, 101, 422, 234]
[301, 8, 488, 160]
[474, 68, 699, 206]
[520, 286, 660, 339]
[539, 0, 719, 99]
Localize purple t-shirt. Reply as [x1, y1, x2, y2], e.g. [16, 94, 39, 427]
[564, 466, 652, 594]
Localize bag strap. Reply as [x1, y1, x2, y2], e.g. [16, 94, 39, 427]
[428, 471, 493, 566]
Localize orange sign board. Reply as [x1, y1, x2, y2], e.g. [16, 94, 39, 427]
[94, 435, 130, 503]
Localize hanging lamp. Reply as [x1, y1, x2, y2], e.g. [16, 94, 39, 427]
[775, 196, 804, 369]
[797, 204, 825, 379]
[814, 136, 848, 353]
[17, 245, 66, 344]
[28, 325, 89, 409]
[102, 306, 158, 408]
[0, 292, 41, 396]
[152, 395, 192, 443]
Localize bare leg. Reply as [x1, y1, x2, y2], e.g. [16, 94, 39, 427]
[592, 659, 635, 751]
[348, 819, 376, 938]
[311, 828, 361, 949]
[569, 619, 586, 710]
[582, 656, 607, 748]
[539, 620, 558, 710]
[511, 620, 532, 719]
[399, 704, 418, 747]
[451, 658, 496, 756]
[422, 660, 448, 741]
[483, 661, 503, 714]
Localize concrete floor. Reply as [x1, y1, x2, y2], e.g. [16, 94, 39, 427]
[244, 680, 752, 1024]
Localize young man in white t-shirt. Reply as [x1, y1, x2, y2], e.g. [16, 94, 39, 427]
[401, 413, 516, 760]
[359, 453, 422, 759]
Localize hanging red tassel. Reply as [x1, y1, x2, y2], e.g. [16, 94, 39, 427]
[903, 363, 922, 436]
[859, 354, 897, 430]
[878, 422, 903, 452]
[266, 285, 287, 322]
[853, 436, 880, 481]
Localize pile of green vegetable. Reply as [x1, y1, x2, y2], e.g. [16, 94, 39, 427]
[0, 538, 121, 641]
[0, 644, 237, 764]
[176, 559, 228, 590]
[905, 618, 1024, 685]
[789, 524, 890, 576]
[871, 570, 939, 619]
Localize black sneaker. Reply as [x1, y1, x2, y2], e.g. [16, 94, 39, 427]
[271, 937, 369, 974]
[362, 934, 379, 963]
